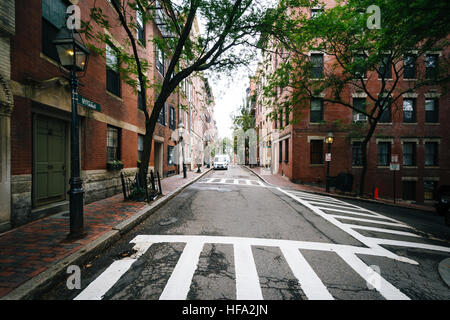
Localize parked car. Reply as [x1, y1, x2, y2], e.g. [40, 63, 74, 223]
[435, 185, 450, 226]
[213, 155, 228, 170]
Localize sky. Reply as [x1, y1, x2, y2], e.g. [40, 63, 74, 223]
[195, 0, 275, 140]
[208, 63, 259, 140]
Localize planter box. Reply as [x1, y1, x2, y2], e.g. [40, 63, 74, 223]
[107, 162, 124, 171]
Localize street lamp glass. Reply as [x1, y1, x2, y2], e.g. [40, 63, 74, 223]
[325, 132, 334, 144]
[53, 28, 89, 72]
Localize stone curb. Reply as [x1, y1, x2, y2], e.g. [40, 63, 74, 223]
[1, 168, 212, 300]
[438, 258, 450, 288]
[242, 165, 434, 214]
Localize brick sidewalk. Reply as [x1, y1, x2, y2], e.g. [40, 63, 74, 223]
[247, 166, 435, 213]
[0, 168, 206, 298]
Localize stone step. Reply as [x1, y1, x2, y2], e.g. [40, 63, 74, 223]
[31, 201, 69, 220]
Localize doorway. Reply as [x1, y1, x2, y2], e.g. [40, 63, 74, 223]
[33, 114, 68, 207]
[154, 142, 163, 176]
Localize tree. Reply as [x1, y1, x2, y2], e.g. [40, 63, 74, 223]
[262, 0, 450, 195]
[82, 0, 273, 185]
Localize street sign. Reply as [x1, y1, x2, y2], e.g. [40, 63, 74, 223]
[325, 153, 331, 162]
[390, 163, 400, 171]
[78, 95, 101, 112]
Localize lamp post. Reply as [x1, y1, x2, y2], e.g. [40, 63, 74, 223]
[178, 122, 187, 178]
[53, 27, 90, 239]
[325, 132, 334, 193]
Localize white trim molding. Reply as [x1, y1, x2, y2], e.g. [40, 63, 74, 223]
[307, 136, 325, 143]
[352, 92, 368, 98]
[402, 177, 418, 181]
[402, 93, 418, 98]
[376, 138, 394, 144]
[424, 92, 441, 98]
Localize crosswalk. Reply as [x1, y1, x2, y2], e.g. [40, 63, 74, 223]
[198, 178, 266, 187]
[279, 189, 450, 263]
[73, 187, 450, 301]
[75, 234, 409, 300]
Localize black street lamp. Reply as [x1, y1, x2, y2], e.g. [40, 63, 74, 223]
[325, 132, 334, 193]
[53, 27, 90, 239]
[178, 122, 187, 178]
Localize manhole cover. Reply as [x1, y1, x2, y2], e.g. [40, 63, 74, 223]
[159, 217, 178, 226]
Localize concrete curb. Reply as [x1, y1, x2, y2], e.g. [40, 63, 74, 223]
[438, 258, 450, 288]
[1, 168, 212, 300]
[242, 165, 434, 214]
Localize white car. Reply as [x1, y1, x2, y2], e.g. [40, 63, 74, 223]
[213, 155, 228, 170]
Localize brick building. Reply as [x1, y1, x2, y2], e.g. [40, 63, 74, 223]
[0, 0, 216, 230]
[254, 2, 449, 204]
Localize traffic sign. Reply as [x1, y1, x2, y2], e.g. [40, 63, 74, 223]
[390, 163, 400, 171]
[325, 153, 331, 162]
[391, 154, 398, 163]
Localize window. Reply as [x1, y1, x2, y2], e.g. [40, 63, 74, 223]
[402, 181, 416, 201]
[168, 146, 175, 165]
[404, 55, 416, 79]
[274, 112, 278, 129]
[42, 0, 68, 62]
[169, 106, 176, 130]
[353, 98, 367, 122]
[138, 134, 144, 161]
[285, 106, 289, 126]
[352, 142, 363, 166]
[353, 53, 366, 78]
[424, 181, 438, 201]
[106, 45, 121, 96]
[311, 8, 323, 18]
[310, 98, 323, 122]
[107, 126, 121, 162]
[378, 55, 392, 79]
[377, 142, 391, 166]
[403, 98, 416, 123]
[310, 54, 324, 78]
[403, 142, 416, 166]
[310, 140, 323, 164]
[425, 98, 439, 123]
[425, 142, 438, 166]
[279, 108, 283, 129]
[156, 45, 165, 76]
[136, 9, 145, 46]
[284, 139, 289, 163]
[279, 141, 282, 163]
[379, 98, 391, 123]
[158, 103, 166, 125]
[426, 54, 438, 80]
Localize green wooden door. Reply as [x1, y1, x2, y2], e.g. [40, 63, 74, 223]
[35, 115, 67, 206]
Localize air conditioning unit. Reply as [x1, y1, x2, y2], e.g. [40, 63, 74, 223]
[353, 113, 367, 122]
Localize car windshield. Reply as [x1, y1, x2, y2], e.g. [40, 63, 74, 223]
[215, 156, 226, 162]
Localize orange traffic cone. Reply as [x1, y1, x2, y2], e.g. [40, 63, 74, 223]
[374, 187, 379, 200]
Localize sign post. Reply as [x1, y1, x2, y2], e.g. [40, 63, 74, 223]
[390, 155, 400, 203]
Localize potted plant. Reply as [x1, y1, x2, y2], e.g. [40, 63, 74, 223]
[107, 160, 124, 171]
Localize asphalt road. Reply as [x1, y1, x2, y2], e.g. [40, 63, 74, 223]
[39, 165, 450, 300]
